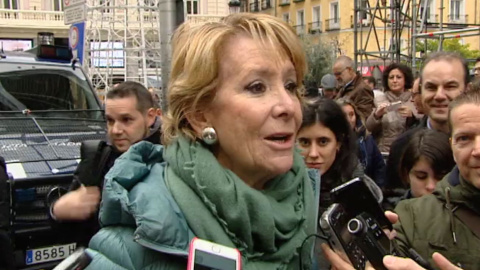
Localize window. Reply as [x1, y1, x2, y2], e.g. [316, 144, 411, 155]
[283, 12, 290, 23]
[428, 0, 435, 20]
[330, 2, 339, 23]
[99, 0, 111, 13]
[297, 10, 304, 26]
[450, 0, 462, 20]
[2, 0, 18, 9]
[296, 9, 305, 34]
[357, 0, 368, 20]
[0, 69, 101, 112]
[312, 6, 321, 28]
[145, 0, 157, 11]
[53, 0, 63, 11]
[419, 0, 436, 22]
[187, 0, 199, 15]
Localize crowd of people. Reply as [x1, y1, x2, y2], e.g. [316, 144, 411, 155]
[6, 12, 479, 270]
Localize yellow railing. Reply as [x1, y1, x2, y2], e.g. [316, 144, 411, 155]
[0, 9, 67, 28]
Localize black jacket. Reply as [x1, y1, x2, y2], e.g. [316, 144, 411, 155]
[49, 121, 162, 247]
[384, 116, 428, 189]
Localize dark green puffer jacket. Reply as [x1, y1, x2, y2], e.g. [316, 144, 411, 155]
[394, 166, 480, 269]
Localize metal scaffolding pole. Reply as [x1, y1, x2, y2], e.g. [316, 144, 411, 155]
[410, 0, 480, 70]
[353, 0, 409, 76]
[414, 27, 480, 37]
[159, 0, 176, 111]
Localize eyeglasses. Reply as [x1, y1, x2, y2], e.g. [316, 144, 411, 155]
[334, 67, 348, 76]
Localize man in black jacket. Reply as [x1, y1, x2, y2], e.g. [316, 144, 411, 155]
[385, 52, 469, 192]
[49, 81, 160, 246]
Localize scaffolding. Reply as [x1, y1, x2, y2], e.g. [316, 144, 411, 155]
[354, 0, 480, 76]
[353, 0, 411, 74]
[84, 0, 163, 96]
[411, 0, 480, 74]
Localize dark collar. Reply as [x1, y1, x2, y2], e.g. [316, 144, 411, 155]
[448, 166, 461, 187]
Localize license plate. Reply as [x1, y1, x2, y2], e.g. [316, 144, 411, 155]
[26, 243, 77, 265]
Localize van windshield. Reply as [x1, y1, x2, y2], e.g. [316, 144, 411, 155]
[0, 68, 102, 119]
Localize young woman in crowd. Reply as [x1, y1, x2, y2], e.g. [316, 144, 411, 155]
[336, 97, 386, 187]
[83, 13, 320, 269]
[366, 63, 417, 153]
[296, 98, 382, 214]
[296, 98, 382, 269]
[400, 129, 455, 198]
[384, 129, 455, 208]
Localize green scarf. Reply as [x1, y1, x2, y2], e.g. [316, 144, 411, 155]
[164, 137, 316, 269]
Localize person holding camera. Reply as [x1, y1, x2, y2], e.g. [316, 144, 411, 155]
[323, 90, 480, 270]
[366, 63, 418, 153]
[83, 13, 320, 269]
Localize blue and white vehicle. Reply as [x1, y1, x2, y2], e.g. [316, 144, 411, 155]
[0, 44, 106, 269]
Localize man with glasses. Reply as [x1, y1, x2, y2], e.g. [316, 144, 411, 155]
[332, 56, 374, 119]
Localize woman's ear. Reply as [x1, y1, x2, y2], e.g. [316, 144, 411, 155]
[185, 110, 210, 138]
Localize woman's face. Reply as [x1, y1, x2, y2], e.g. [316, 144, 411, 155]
[202, 35, 302, 188]
[408, 156, 441, 198]
[297, 123, 340, 174]
[342, 104, 356, 129]
[388, 68, 406, 93]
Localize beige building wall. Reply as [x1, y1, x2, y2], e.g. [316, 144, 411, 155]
[0, 0, 231, 46]
[0, 0, 68, 42]
[248, 0, 480, 59]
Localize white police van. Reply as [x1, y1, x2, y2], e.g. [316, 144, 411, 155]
[0, 44, 106, 269]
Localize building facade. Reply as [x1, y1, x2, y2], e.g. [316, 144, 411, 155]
[247, 0, 480, 62]
[0, 0, 68, 49]
[0, 0, 228, 50]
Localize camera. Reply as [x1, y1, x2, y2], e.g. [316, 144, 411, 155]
[320, 203, 367, 270]
[348, 212, 403, 270]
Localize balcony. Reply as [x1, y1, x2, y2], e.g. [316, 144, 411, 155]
[261, 0, 272, 10]
[186, 14, 225, 25]
[250, 1, 260, 12]
[422, 14, 438, 23]
[448, 14, 468, 24]
[279, 0, 290, 6]
[325, 18, 340, 31]
[0, 9, 66, 29]
[350, 15, 371, 28]
[294, 24, 305, 35]
[308, 21, 322, 33]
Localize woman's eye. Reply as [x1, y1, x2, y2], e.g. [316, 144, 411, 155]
[415, 174, 427, 180]
[285, 82, 298, 93]
[318, 138, 329, 146]
[245, 82, 266, 94]
[297, 138, 310, 147]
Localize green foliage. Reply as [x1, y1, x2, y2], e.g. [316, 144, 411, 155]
[416, 39, 480, 61]
[301, 35, 336, 87]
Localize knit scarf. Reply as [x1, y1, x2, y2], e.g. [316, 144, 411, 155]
[164, 137, 316, 269]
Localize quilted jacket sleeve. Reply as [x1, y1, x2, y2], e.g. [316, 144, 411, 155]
[85, 227, 186, 270]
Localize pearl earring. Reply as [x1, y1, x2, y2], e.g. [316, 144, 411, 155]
[201, 127, 217, 145]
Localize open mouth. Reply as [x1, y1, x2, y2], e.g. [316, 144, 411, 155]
[265, 134, 292, 143]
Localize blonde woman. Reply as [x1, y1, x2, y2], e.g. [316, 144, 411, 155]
[84, 13, 319, 269]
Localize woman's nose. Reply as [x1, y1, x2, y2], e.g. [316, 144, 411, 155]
[308, 144, 319, 158]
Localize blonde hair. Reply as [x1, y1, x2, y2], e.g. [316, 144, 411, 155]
[162, 13, 307, 145]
